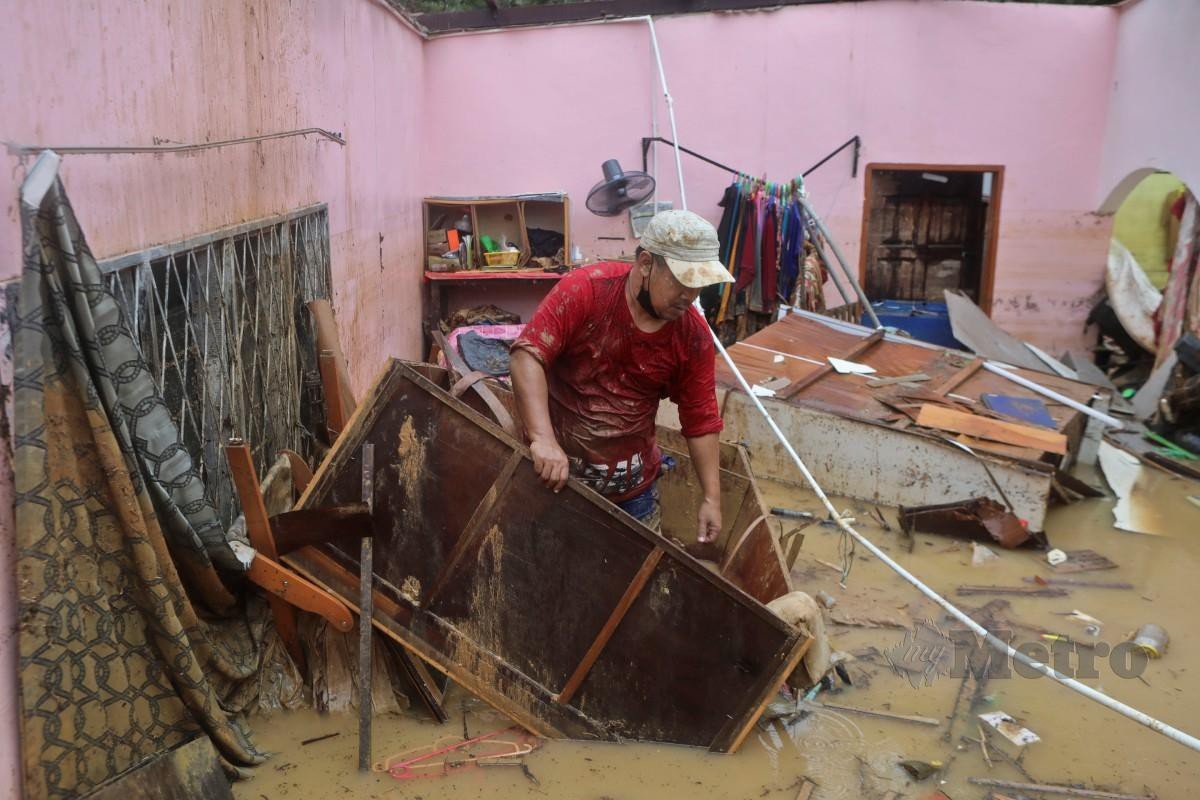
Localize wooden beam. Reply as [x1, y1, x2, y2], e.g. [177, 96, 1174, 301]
[226, 441, 306, 673]
[916, 404, 1067, 455]
[710, 633, 812, 753]
[933, 356, 985, 396]
[555, 547, 664, 705]
[245, 551, 354, 632]
[422, 451, 523, 608]
[319, 350, 347, 439]
[780, 330, 884, 400]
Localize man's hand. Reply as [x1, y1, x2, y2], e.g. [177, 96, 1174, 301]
[530, 436, 570, 492]
[697, 496, 722, 543]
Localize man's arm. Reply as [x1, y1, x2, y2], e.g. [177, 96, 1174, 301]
[685, 432, 722, 542]
[510, 349, 570, 492]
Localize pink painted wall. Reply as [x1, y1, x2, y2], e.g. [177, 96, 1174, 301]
[0, 1, 425, 794]
[1100, 0, 1200, 209]
[423, 0, 1119, 351]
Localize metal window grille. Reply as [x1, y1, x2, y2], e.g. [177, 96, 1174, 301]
[102, 204, 332, 527]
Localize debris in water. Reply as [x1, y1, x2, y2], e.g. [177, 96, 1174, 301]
[956, 584, 1069, 597]
[898, 759, 942, 781]
[900, 497, 1032, 549]
[968, 777, 1157, 799]
[1049, 549, 1118, 573]
[300, 732, 340, 746]
[972, 543, 1000, 566]
[1047, 548, 1069, 566]
[1129, 624, 1170, 658]
[1024, 576, 1133, 590]
[979, 711, 1040, 746]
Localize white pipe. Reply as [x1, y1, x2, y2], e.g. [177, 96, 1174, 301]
[644, 18, 687, 211]
[985, 362, 1124, 430]
[643, 16, 1200, 755]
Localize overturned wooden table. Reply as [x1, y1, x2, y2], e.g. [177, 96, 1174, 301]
[284, 359, 810, 752]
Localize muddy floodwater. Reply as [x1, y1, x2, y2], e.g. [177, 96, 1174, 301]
[235, 468, 1200, 799]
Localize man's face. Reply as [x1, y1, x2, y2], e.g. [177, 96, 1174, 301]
[639, 252, 702, 321]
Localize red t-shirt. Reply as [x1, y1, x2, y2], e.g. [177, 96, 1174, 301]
[512, 261, 724, 501]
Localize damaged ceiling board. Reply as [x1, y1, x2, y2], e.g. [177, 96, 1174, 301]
[693, 312, 1104, 532]
[284, 360, 809, 752]
[943, 289, 1053, 374]
[1097, 441, 1172, 536]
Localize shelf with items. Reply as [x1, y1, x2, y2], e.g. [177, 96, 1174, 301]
[423, 194, 571, 273]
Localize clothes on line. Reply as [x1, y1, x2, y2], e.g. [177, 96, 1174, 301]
[702, 176, 829, 339]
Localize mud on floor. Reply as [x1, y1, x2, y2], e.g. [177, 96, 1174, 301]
[236, 469, 1200, 799]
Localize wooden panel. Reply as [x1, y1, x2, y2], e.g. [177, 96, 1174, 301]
[287, 360, 807, 752]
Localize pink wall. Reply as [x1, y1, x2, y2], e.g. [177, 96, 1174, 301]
[1, 0, 1168, 795]
[423, 1, 1119, 351]
[1100, 0, 1200, 209]
[0, 1, 425, 794]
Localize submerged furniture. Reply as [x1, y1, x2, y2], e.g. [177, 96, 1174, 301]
[283, 359, 809, 752]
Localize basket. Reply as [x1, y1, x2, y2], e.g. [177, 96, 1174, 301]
[484, 251, 521, 267]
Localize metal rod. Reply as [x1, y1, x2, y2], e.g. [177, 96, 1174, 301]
[6, 127, 345, 157]
[358, 443, 375, 772]
[984, 362, 1124, 430]
[801, 135, 860, 178]
[640, 134, 860, 180]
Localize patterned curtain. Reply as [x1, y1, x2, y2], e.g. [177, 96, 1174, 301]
[12, 154, 271, 798]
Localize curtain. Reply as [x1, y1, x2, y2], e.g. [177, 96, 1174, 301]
[1156, 191, 1200, 367]
[13, 154, 271, 798]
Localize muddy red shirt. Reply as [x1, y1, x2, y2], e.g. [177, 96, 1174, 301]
[513, 261, 723, 501]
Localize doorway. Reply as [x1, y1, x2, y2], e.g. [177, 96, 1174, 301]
[859, 164, 1003, 313]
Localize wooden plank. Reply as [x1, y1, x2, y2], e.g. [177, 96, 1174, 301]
[780, 329, 885, 400]
[710, 633, 813, 753]
[422, 450, 523, 608]
[933, 357, 985, 396]
[226, 442, 305, 672]
[319, 350, 347, 437]
[954, 434, 1044, 463]
[916, 404, 1067, 455]
[556, 546, 664, 705]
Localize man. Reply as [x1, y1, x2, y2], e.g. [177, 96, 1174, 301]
[510, 210, 734, 541]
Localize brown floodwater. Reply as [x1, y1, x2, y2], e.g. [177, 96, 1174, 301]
[235, 467, 1200, 799]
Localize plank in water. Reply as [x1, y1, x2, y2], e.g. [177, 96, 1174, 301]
[916, 404, 1067, 455]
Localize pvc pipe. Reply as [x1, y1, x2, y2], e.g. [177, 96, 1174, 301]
[985, 361, 1125, 430]
[645, 18, 687, 210]
[643, 17, 1200, 755]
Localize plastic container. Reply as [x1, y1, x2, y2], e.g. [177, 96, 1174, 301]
[484, 251, 520, 267]
[1130, 624, 1169, 658]
[863, 300, 964, 349]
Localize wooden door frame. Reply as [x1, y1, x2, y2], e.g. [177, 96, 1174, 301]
[857, 163, 1005, 316]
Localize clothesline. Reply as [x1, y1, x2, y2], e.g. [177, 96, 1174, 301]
[639, 135, 861, 180]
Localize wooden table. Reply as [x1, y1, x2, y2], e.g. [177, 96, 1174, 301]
[423, 269, 564, 350]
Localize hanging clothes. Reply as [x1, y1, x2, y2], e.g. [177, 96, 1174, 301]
[710, 177, 827, 338]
